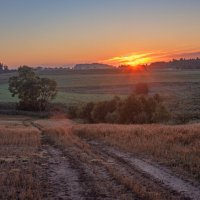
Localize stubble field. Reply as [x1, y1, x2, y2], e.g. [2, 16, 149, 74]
[0, 115, 200, 200]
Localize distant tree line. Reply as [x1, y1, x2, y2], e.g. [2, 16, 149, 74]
[149, 58, 200, 70]
[2, 57, 200, 75]
[0, 63, 16, 74]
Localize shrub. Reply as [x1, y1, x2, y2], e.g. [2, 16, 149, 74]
[105, 111, 119, 123]
[173, 112, 191, 124]
[80, 102, 95, 122]
[152, 104, 170, 122]
[91, 101, 110, 123]
[73, 93, 169, 124]
[91, 97, 120, 123]
[118, 94, 142, 123]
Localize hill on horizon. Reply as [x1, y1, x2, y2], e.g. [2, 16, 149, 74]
[74, 63, 115, 70]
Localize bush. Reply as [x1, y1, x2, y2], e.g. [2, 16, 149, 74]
[118, 94, 142, 123]
[173, 112, 191, 124]
[92, 102, 110, 123]
[152, 104, 170, 122]
[73, 93, 169, 124]
[91, 97, 120, 123]
[80, 102, 95, 122]
[105, 111, 119, 123]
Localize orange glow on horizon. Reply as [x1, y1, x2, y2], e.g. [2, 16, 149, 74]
[102, 49, 200, 67]
[3, 48, 200, 68]
[103, 52, 155, 67]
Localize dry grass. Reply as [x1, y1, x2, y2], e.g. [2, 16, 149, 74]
[0, 119, 44, 200]
[37, 120, 185, 199]
[0, 126, 40, 147]
[73, 123, 200, 181]
[35, 118, 200, 181]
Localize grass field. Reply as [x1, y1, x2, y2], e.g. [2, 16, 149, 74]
[35, 117, 200, 181]
[0, 115, 200, 199]
[40, 70, 200, 87]
[0, 83, 125, 105]
[0, 116, 44, 199]
[0, 70, 200, 119]
[29, 117, 200, 199]
[73, 123, 200, 180]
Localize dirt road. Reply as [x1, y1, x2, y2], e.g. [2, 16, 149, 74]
[32, 121, 200, 200]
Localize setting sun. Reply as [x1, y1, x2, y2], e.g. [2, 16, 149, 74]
[103, 52, 154, 67]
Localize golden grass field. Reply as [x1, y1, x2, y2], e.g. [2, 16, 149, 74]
[73, 123, 200, 180]
[0, 115, 200, 199]
[0, 116, 44, 199]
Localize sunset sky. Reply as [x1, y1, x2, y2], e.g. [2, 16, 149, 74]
[1, 0, 200, 67]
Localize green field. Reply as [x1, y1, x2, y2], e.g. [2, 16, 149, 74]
[0, 70, 200, 109]
[41, 70, 200, 88]
[0, 83, 121, 105]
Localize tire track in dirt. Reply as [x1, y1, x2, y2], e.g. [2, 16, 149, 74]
[59, 135, 176, 200]
[106, 147, 200, 200]
[33, 123, 84, 200]
[31, 119, 200, 200]
[60, 142, 139, 199]
[87, 140, 200, 200]
[41, 145, 84, 200]
[32, 122, 138, 199]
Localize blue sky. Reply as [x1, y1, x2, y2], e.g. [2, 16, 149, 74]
[1, 0, 200, 67]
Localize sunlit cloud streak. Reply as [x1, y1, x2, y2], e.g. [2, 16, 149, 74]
[102, 50, 200, 67]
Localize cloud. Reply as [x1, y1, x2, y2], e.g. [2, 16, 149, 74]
[102, 50, 200, 66]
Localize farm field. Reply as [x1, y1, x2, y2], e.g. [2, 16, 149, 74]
[0, 115, 200, 200]
[2, 1, 200, 199]
[1, 70, 200, 119]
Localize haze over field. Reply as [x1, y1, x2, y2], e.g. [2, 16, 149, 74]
[1, 0, 200, 67]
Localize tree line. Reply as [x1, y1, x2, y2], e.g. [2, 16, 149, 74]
[0, 63, 14, 73]
[149, 58, 200, 70]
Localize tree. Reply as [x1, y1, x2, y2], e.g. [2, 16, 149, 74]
[0, 62, 9, 73]
[9, 66, 57, 111]
[38, 78, 57, 110]
[0, 63, 3, 72]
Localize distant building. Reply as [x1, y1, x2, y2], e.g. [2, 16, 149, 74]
[74, 63, 114, 70]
